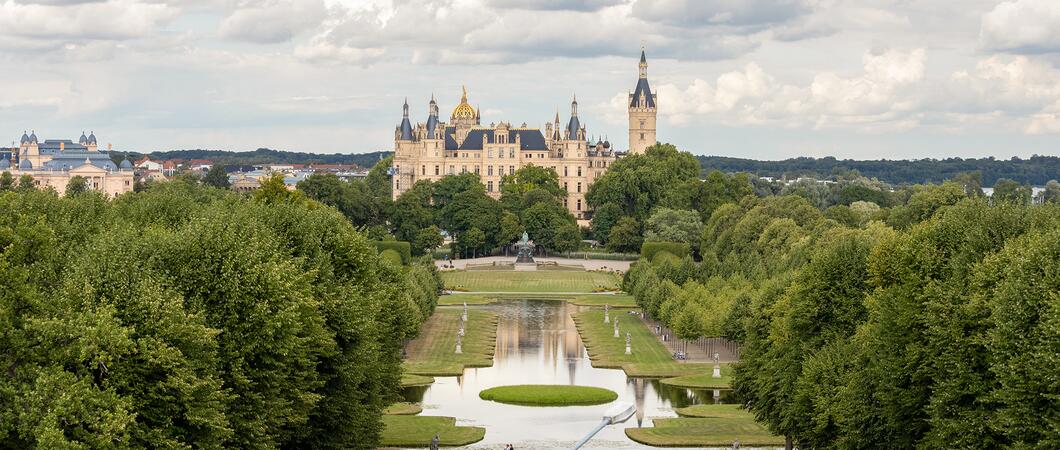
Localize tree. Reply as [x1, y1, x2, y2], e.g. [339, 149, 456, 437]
[412, 225, 443, 256]
[1040, 180, 1060, 204]
[365, 155, 393, 199]
[65, 176, 89, 196]
[644, 208, 702, 244]
[585, 143, 700, 220]
[498, 211, 522, 248]
[253, 173, 304, 205]
[202, 164, 231, 189]
[607, 217, 643, 253]
[461, 227, 486, 258]
[590, 202, 622, 244]
[0, 171, 13, 190]
[992, 177, 1031, 205]
[16, 174, 34, 191]
[500, 164, 565, 213]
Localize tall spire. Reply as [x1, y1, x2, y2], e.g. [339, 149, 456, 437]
[639, 46, 648, 79]
[571, 93, 578, 117]
[402, 97, 409, 117]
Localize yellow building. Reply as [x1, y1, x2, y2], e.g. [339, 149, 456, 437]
[2, 131, 134, 197]
[392, 50, 658, 220]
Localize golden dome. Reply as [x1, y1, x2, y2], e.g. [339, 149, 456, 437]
[451, 86, 477, 120]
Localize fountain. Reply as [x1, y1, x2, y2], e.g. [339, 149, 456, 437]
[514, 231, 536, 271]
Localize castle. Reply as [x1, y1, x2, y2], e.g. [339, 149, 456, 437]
[392, 50, 658, 220]
[2, 131, 134, 197]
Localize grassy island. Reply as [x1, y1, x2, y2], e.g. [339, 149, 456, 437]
[659, 370, 734, 389]
[478, 385, 618, 406]
[625, 404, 783, 447]
[403, 308, 499, 376]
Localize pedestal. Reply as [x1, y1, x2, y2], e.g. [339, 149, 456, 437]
[455, 344, 462, 354]
[614, 327, 619, 338]
[625, 345, 631, 355]
[712, 364, 722, 379]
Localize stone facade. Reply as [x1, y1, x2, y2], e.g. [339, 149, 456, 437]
[392, 51, 658, 219]
[2, 131, 134, 197]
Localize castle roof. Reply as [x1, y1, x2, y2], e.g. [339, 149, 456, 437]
[444, 127, 548, 151]
[631, 77, 655, 108]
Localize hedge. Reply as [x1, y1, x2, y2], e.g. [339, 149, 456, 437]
[641, 242, 690, 261]
[373, 241, 412, 265]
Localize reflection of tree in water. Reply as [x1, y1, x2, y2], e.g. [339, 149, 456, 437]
[647, 379, 741, 407]
[402, 384, 430, 403]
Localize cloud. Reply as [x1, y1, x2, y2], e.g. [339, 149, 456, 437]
[980, 0, 1060, 53]
[631, 0, 812, 28]
[218, 0, 327, 44]
[484, 0, 624, 11]
[0, 0, 178, 41]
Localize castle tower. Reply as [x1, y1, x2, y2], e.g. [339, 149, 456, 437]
[628, 49, 657, 154]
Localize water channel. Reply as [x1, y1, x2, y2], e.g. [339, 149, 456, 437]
[402, 300, 736, 449]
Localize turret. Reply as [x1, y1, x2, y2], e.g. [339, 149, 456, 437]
[397, 98, 414, 141]
[426, 94, 439, 139]
[566, 94, 581, 140]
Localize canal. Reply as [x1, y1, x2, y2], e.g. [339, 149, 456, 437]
[403, 300, 735, 449]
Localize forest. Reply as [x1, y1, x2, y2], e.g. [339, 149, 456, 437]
[698, 154, 1060, 186]
[0, 177, 440, 449]
[615, 146, 1060, 449]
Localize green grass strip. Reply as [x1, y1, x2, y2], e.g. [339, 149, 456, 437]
[383, 402, 423, 415]
[403, 308, 498, 376]
[379, 415, 485, 447]
[660, 370, 734, 389]
[572, 309, 712, 378]
[478, 384, 618, 406]
[441, 270, 620, 293]
[626, 405, 784, 447]
[400, 373, 435, 387]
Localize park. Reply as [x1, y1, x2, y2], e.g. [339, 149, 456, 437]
[379, 248, 781, 449]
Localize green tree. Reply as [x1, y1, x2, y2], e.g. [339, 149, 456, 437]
[0, 171, 14, 190]
[1040, 179, 1060, 204]
[65, 175, 89, 196]
[992, 177, 1031, 205]
[590, 202, 622, 244]
[586, 143, 700, 220]
[413, 225, 444, 256]
[253, 173, 304, 205]
[644, 208, 703, 244]
[607, 217, 643, 253]
[365, 155, 393, 199]
[16, 174, 34, 191]
[500, 164, 565, 213]
[202, 164, 231, 189]
[498, 211, 522, 247]
[462, 227, 487, 258]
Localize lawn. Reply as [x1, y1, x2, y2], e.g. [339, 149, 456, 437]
[383, 402, 423, 415]
[400, 373, 435, 387]
[442, 270, 620, 293]
[626, 404, 783, 447]
[660, 368, 734, 389]
[403, 308, 499, 376]
[379, 415, 485, 447]
[437, 293, 636, 308]
[478, 385, 618, 406]
[572, 309, 712, 378]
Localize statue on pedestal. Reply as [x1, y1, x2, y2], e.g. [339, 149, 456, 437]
[625, 332, 632, 355]
[604, 304, 610, 323]
[614, 318, 620, 338]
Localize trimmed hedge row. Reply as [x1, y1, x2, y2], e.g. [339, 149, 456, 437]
[641, 242, 690, 261]
[373, 241, 412, 265]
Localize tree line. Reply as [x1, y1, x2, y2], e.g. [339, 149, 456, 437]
[0, 176, 440, 449]
[613, 146, 1059, 449]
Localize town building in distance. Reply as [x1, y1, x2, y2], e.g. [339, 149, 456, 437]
[2, 131, 134, 197]
[392, 50, 658, 219]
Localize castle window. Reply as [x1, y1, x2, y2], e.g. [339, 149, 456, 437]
[640, 133, 645, 140]
[498, 150, 504, 159]
[577, 182, 581, 193]
[435, 165, 440, 175]
[527, 154, 531, 159]
[461, 165, 467, 173]
[577, 166, 582, 177]
[564, 199, 568, 208]
[577, 199, 581, 211]
[640, 120, 645, 128]
[474, 165, 480, 174]
[564, 166, 568, 176]
[487, 181, 493, 192]
[449, 165, 454, 174]
[509, 149, 515, 158]
[488, 150, 493, 158]
[564, 182, 568, 191]
[540, 154, 544, 159]
[488, 165, 494, 176]
[509, 165, 515, 175]
[421, 165, 426, 175]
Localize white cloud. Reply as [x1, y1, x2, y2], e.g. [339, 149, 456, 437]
[980, 0, 1060, 53]
[0, 0, 178, 41]
[218, 0, 327, 44]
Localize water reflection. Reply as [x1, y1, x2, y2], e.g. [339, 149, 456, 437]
[403, 300, 737, 449]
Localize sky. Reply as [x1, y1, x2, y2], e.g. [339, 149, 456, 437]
[1, 0, 1059, 160]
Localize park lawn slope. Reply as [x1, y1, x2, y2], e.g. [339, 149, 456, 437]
[626, 405, 783, 447]
[383, 402, 423, 415]
[572, 309, 711, 378]
[379, 416, 485, 447]
[442, 270, 620, 293]
[478, 385, 617, 406]
[403, 308, 498, 376]
[400, 373, 435, 387]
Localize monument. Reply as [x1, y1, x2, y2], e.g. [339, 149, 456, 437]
[625, 332, 632, 355]
[614, 317, 620, 338]
[712, 352, 722, 378]
[455, 334, 463, 354]
[514, 231, 537, 271]
[604, 304, 610, 323]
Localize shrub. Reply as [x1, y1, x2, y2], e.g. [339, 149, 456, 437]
[380, 249, 403, 265]
[641, 242, 690, 261]
[373, 241, 412, 265]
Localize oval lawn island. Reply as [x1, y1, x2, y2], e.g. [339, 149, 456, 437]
[479, 385, 618, 406]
